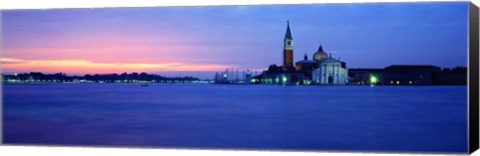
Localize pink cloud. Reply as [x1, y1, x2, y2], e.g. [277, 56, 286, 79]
[3, 34, 222, 64]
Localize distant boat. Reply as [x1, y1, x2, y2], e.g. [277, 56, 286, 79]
[140, 83, 149, 87]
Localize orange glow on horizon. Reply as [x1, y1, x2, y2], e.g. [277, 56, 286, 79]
[1, 58, 231, 75]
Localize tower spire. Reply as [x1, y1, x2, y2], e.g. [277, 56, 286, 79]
[285, 20, 292, 40]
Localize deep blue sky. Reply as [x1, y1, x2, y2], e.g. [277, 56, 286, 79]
[2, 2, 469, 78]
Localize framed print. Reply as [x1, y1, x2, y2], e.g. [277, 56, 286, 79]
[1, 1, 479, 155]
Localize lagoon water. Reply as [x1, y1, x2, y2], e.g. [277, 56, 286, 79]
[3, 83, 468, 153]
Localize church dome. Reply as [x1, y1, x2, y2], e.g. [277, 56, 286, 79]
[313, 45, 328, 61]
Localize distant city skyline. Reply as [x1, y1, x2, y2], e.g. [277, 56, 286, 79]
[1, 2, 469, 79]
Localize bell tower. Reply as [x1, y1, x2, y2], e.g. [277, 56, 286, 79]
[283, 21, 294, 71]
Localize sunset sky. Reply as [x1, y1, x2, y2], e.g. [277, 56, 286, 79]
[1, 2, 469, 79]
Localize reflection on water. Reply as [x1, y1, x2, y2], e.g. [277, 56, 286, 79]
[3, 83, 468, 153]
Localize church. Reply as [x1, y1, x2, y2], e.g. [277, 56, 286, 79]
[255, 21, 348, 85]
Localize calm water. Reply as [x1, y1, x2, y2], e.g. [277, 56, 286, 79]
[2, 83, 468, 153]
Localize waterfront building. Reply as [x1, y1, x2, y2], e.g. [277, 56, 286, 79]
[254, 21, 349, 85]
[295, 53, 316, 80]
[312, 54, 349, 84]
[348, 65, 466, 85]
[348, 68, 384, 85]
[382, 65, 441, 85]
[349, 65, 441, 85]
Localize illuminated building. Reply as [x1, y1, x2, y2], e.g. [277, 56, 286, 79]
[348, 65, 467, 85]
[312, 52, 349, 85]
[255, 21, 349, 85]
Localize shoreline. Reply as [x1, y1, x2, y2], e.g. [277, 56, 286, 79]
[1, 81, 468, 86]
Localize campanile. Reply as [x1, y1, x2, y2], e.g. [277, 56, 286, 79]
[283, 21, 294, 71]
